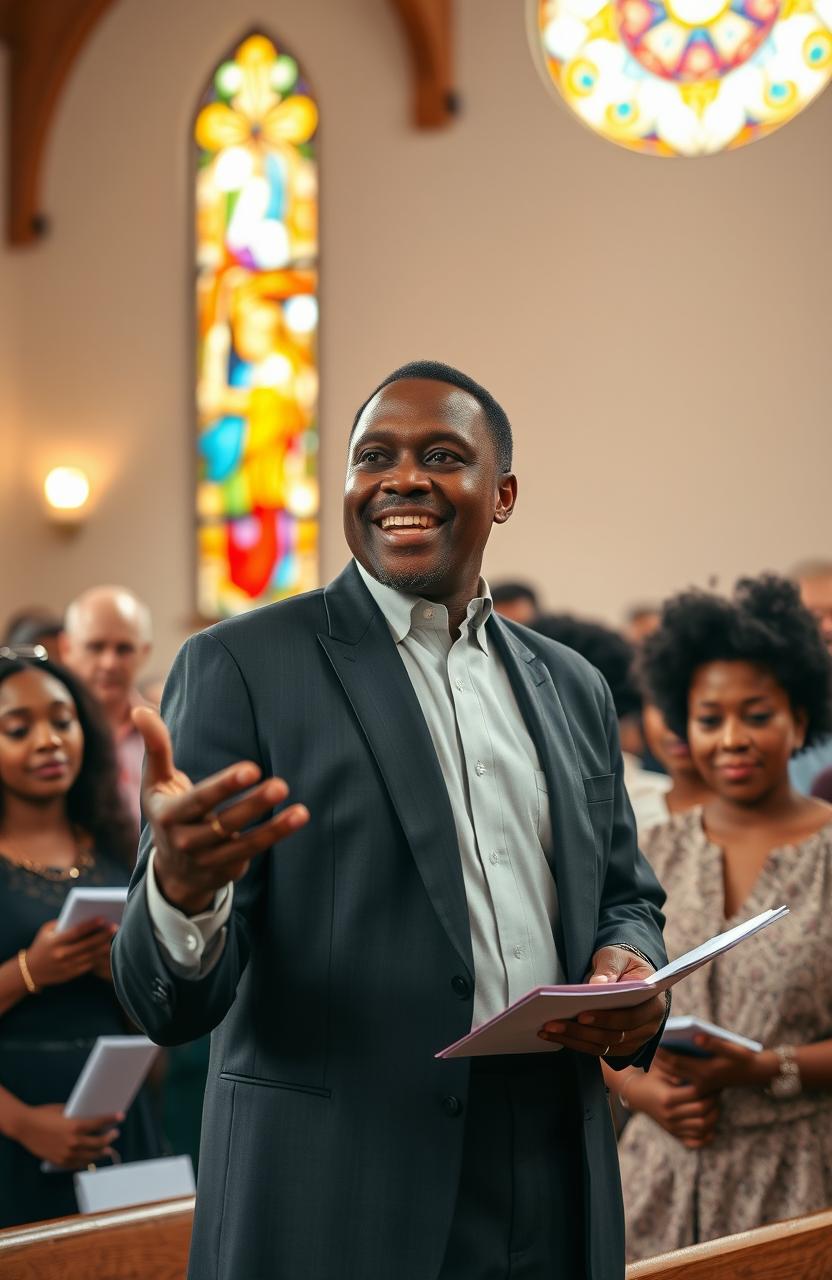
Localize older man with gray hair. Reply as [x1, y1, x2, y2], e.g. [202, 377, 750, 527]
[60, 586, 154, 838]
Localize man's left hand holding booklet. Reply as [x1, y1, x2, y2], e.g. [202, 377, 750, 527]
[437, 905, 789, 1058]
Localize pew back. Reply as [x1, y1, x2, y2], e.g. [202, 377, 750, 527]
[0, 1201, 830, 1278]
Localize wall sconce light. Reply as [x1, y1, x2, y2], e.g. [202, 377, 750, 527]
[43, 466, 91, 526]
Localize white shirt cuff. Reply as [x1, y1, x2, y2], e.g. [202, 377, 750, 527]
[145, 848, 233, 979]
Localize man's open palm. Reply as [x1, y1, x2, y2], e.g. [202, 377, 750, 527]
[134, 707, 309, 914]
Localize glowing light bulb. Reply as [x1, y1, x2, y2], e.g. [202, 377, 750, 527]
[43, 467, 90, 521]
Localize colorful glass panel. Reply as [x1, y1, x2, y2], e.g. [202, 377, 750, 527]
[195, 34, 319, 617]
[530, 0, 832, 154]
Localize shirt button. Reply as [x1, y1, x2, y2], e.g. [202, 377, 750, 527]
[454, 677, 464, 691]
[441, 1095, 463, 1117]
[513, 945, 525, 960]
[451, 975, 472, 1000]
[184, 933, 199, 952]
[489, 850, 500, 865]
[475, 761, 487, 777]
[423, 607, 434, 620]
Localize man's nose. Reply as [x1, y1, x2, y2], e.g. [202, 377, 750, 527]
[379, 463, 431, 494]
[99, 648, 120, 667]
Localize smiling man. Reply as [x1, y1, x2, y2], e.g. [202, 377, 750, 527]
[113, 361, 667, 1280]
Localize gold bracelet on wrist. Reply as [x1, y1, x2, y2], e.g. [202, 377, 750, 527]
[17, 949, 39, 995]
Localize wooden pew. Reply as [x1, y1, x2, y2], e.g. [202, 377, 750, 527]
[627, 1207, 832, 1278]
[0, 1201, 830, 1278]
[0, 1197, 194, 1279]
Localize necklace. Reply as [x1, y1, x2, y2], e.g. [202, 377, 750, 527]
[0, 826, 95, 881]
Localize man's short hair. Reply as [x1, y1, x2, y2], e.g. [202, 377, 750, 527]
[350, 360, 513, 473]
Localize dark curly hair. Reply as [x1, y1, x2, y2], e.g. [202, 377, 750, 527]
[529, 613, 642, 720]
[639, 575, 832, 753]
[0, 655, 137, 867]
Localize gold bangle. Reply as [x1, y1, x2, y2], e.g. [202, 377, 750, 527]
[17, 949, 39, 995]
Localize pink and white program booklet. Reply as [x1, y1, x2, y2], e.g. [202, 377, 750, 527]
[437, 905, 788, 1059]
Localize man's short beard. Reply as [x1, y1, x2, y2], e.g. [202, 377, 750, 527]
[369, 554, 450, 597]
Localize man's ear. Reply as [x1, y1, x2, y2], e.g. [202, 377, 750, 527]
[494, 473, 517, 525]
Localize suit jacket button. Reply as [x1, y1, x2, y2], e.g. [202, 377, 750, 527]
[451, 975, 471, 1000]
[442, 1095, 463, 1118]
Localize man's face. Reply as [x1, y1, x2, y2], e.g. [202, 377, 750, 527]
[799, 573, 832, 653]
[60, 600, 150, 709]
[343, 379, 516, 598]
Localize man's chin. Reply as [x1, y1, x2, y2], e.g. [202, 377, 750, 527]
[365, 555, 449, 596]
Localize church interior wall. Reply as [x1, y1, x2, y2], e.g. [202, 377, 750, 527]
[0, 0, 828, 668]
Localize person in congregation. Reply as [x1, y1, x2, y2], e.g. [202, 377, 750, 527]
[3, 609, 65, 663]
[113, 361, 668, 1280]
[638, 694, 711, 824]
[0, 654, 161, 1228]
[607, 575, 832, 1260]
[530, 613, 673, 835]
[60, 586, 155, 842]
[788, 559, 832, 794]
[490, 578, 540, 623]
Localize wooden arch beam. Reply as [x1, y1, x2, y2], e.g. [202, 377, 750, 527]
[388, 0, 457, 127]
[0, 0, 117, 246]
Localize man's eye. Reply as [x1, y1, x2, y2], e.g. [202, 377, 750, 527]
[695, 717, 720, 729]
[426, 450, 457, 464]
[358, 450, 385, 464]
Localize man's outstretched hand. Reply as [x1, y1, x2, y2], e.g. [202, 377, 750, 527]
[537, 946, 666, 1059]
[134, 707, 310, 915]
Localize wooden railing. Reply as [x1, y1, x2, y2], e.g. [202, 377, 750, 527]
[0, 1200, 830, 1278]
[0, 1197, 194, 1279]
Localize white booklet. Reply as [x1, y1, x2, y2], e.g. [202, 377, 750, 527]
[74, 1155, 195, 1214]
[437, 905, 788, 1059]
[55, 886, 129, 934]
[42, 1035, 160, 1172]
[661, 1015, 763, 1057]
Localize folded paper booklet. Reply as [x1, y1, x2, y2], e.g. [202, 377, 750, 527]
[436, 905, 788, 1059]
[661, 1015, 763, 1057]
[42, 1035, 160, 1173]
[55, 886, 129, 934]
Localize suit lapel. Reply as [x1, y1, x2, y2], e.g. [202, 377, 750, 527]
[489, 617, 599, 983]
[318, 564, 474, 977]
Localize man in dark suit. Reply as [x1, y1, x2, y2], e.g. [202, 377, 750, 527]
[113, 361, 667, 1280]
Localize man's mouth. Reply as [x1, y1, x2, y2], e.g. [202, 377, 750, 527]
[377, 514, 442, 531]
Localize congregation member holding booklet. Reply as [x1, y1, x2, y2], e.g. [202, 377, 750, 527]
[0, 653, 161, 1227]
[607, 576, 832, 1260]
[114, 363, 668, 1280]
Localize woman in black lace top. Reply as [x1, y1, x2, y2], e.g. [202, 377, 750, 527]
[0, 654, 160, 1227]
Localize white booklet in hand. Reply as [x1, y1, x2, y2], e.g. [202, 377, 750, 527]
[661, 1015, 763, 1057]
[436, 905, 788, 1059]
[42, 1035, 160, 1173]
[55, 887, 129, 934]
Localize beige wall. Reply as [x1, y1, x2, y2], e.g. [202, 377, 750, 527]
[0, 0, 829, 670]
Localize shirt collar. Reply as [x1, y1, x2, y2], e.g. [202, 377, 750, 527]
[355, 561, 493, 654]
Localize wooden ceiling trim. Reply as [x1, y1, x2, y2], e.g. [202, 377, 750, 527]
[1, 0, 116, 246]
[388, 0, 457, 128]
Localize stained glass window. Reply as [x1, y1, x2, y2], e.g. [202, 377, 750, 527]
[194, 33, 319, 618]
[530, 0, 832, 155]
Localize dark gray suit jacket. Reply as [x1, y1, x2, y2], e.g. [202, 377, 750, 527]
[112, 562, 666, 1280]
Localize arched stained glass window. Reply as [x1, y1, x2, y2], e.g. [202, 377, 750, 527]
[194, 33, 319, 619]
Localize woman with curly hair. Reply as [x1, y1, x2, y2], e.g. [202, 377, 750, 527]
[609, 575, 832, 1260]
[0, 654, 160, 1227]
